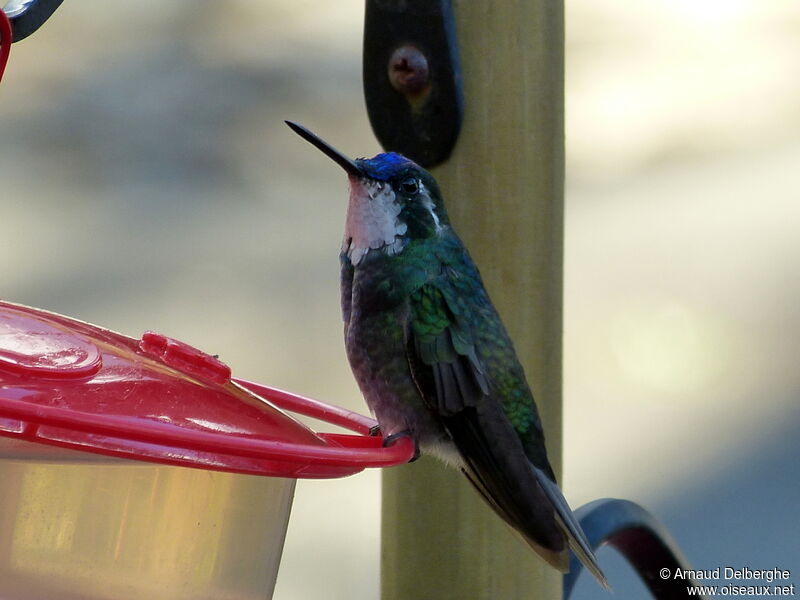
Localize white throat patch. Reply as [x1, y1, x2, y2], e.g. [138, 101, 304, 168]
[343, 179, 408, 265]
[419, 182, 442, 232]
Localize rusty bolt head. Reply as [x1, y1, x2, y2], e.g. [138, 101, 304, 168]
[388, 45, 430, 96]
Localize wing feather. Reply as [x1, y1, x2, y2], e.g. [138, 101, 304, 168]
[408, 279, 607, 587]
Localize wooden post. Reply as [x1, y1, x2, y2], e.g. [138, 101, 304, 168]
[381, 1, 564, 598]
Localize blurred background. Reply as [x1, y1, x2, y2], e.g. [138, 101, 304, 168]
[1, 0, 798, 598]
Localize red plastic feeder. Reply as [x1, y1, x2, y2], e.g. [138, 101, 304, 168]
[0, 300, 413, 600]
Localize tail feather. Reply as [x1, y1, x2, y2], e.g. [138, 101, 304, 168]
[533, 466, 610, 589]
[461, 464, 569, 573]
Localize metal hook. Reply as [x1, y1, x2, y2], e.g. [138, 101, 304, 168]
[563, 498, 705, 599]
[3, 0, 65, 43]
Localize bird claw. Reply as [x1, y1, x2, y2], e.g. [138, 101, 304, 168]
[382, 430, 420, 462]
[368, 424, 382, 437]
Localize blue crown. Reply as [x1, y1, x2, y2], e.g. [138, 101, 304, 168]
[356, 153, 418, 181]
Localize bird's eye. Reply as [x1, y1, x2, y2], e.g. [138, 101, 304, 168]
[400, 178, 419, 195]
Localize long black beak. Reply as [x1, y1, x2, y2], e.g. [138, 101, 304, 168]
[285, 121, 363, 177]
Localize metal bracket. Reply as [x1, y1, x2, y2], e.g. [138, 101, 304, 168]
[563, 498, 705, 599]
[363, 0, 463, 168]
[3, 0, 65, 43]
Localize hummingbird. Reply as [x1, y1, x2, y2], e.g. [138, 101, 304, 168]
[287, 121, 607, 587]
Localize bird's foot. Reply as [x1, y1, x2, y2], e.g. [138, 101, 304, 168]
[382, 430, 420, 462]
[368, 424, 382, 437]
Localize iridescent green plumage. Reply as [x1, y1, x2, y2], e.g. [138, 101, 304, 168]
[289, 121, 607, 588]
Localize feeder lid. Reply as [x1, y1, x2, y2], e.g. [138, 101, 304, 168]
[0, 301, 413, 478]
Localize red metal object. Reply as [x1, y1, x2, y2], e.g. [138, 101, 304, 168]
[0, 300, 414, 478]
[0, 9, 11, 84]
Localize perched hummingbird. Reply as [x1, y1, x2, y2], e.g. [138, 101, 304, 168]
[287, 121, 607, 587]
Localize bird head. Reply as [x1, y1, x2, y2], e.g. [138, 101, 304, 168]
[287, 121, 449, 265]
